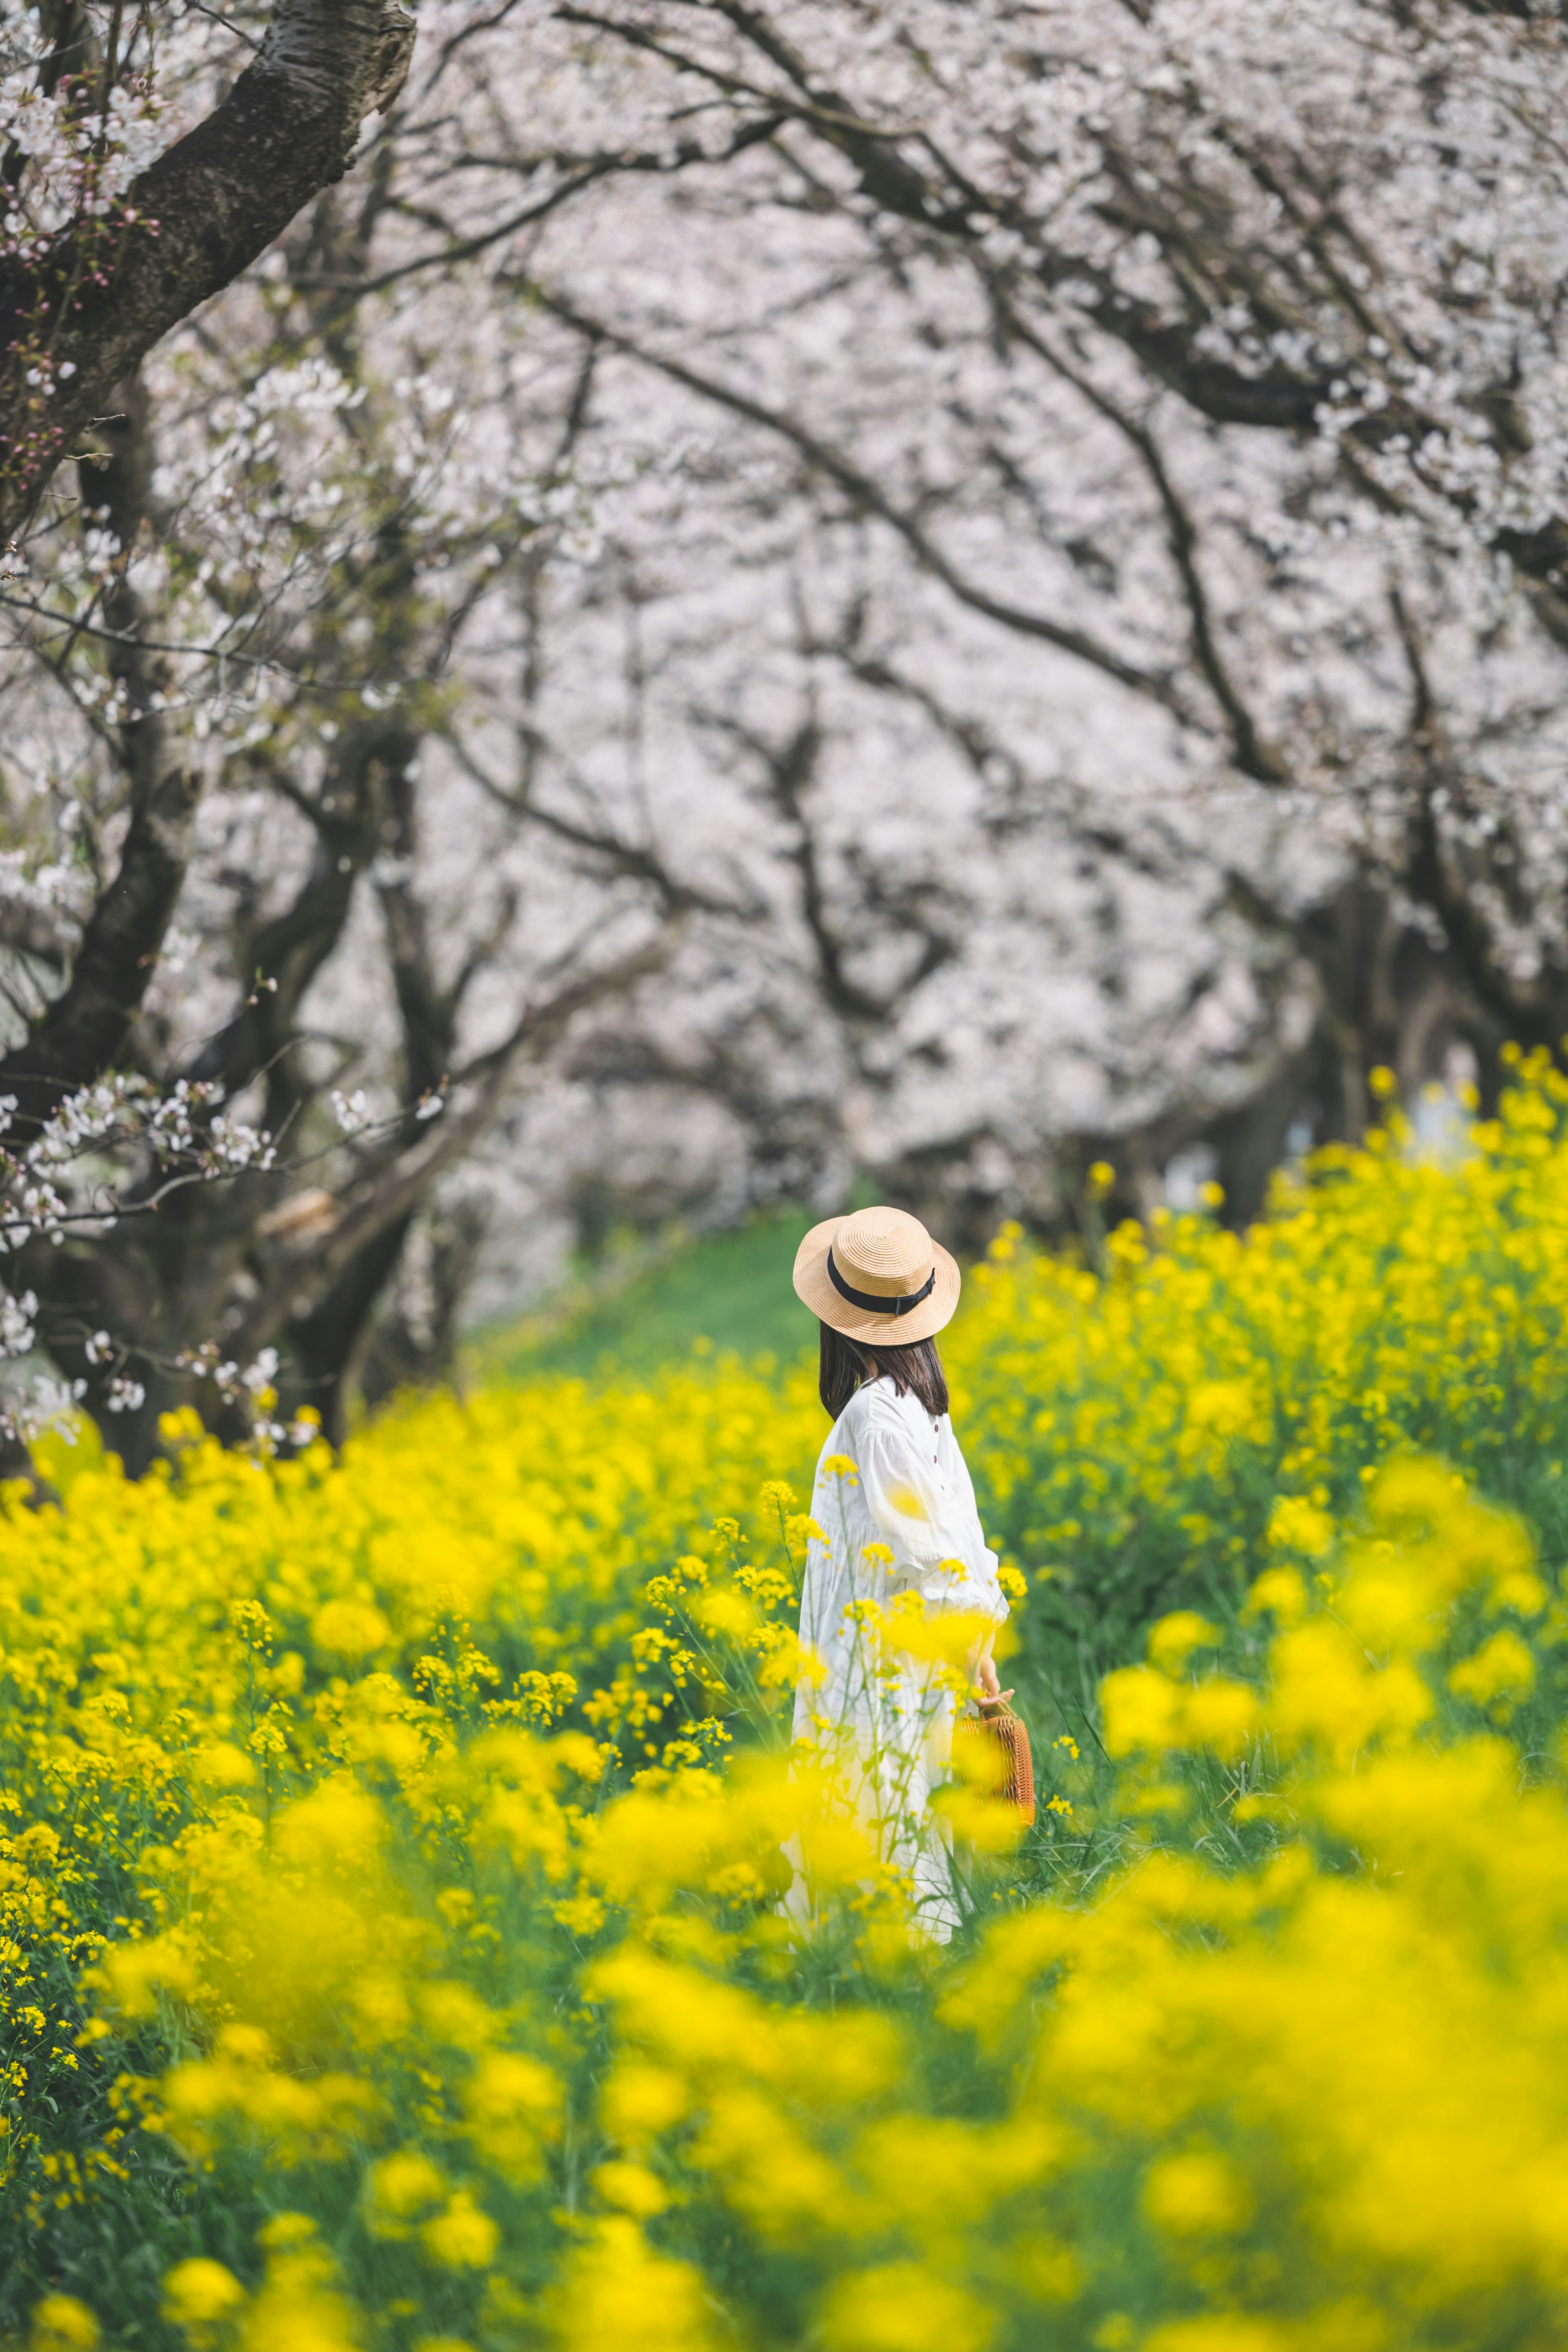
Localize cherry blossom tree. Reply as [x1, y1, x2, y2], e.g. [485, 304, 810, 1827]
[0, 0, 416, 544]
[0, 145, 680, 1465]
[374, 0, 1568, 1201]
[6, 0, 1568, 1468]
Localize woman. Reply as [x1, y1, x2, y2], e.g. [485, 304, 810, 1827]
[789, 1203, 1010, 1941]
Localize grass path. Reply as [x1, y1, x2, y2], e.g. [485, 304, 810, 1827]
[464, 1213, 814, 1386]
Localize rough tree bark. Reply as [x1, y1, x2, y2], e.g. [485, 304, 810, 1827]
[0, 367, 198, 1134]
[0, 0, 416, 548]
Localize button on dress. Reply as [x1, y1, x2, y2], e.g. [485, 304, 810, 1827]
[791, 1374, 1010, 1941]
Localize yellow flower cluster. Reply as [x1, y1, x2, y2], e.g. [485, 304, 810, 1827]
[2, 1062, 1568, 2348]
[952, 1048, 1568, 1647]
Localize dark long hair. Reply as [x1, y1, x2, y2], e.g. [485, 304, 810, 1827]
[818, 1321, 950, 1422]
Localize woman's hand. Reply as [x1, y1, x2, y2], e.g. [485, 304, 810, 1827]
[974, 1651, 1014, 1710]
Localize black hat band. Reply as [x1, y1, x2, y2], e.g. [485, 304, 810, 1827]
[827, 1249, 937, 1318]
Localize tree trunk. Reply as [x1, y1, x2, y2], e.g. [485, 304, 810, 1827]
[0, 0, 414, 546]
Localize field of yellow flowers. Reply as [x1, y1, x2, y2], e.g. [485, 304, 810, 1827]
[6, 1054, 1568, 2349]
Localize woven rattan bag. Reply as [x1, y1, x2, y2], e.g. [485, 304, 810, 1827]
[953, 1702, 1036, 1825]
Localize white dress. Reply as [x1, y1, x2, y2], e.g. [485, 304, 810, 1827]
[791, 1374, 1010, 1941]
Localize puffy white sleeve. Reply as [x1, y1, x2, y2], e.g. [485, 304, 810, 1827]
[858, 1409, 1009, 1624]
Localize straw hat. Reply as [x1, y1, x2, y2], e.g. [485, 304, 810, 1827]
[793, 1204, 960, 1347]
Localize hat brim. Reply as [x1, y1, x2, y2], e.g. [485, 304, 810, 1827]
[793, 1215, 961, 1346]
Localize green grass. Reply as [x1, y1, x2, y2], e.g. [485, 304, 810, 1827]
[465, 1212, 817, 1386]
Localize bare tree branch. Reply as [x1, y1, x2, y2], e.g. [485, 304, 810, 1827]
[231, 924, 678, 1355]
